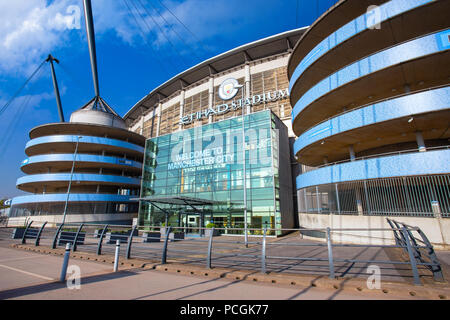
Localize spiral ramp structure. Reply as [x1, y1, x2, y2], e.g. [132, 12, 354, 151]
[9, 99, 147, 225]
[288, 0, 450, 241]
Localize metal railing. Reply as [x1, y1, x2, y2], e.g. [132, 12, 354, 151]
[6, 219, 445, 286]
[298, 174, 450, 217]
[0, 215, 8, 227]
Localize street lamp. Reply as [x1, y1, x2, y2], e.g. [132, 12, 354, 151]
[241, 83, 248, 248]
[62, 135, 82, 225]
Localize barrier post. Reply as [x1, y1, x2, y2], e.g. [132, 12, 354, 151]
[326, 227, 335, 279]
[206, 227, 214, 269]
[114, 240, 120, 272]
[60, 243, 71, 282]
[261, 227, 267, 274]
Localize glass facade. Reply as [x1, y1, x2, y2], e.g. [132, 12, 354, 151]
[138, 110, 284, 235]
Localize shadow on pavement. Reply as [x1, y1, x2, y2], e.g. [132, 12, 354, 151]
[0, 270, 138, 300]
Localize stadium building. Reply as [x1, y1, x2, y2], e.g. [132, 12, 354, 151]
[288, 0, 450, 244]
[125, 28, 308, 235]
[7, 0, 450, 245]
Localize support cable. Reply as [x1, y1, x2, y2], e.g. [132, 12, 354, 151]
[142, 0, 202, 62]
[129, 0, 189, 68]
[0, 83, 38, 161]
[122, 0, 177, 75]
[155, 0, 212, 54]
[0, 60, 46, 117]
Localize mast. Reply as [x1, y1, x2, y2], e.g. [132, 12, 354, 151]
[82, 0, 100, 99]
[46, 54, 64, 122]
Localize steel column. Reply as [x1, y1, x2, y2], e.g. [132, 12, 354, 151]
[416, 228, 444, 282]
[35, 222, 47, 246]
[96, 224, 109, 255]
[126, 225, 137, 259]
[82, 0, 100, 97]
[161, 226, 172, 264]
[401, 227, 421, 286]
[72, 224, 84, 252]
[46, 54, 64, 122]
[386, 218, 401, 246]
[52, 224, 64, 249]
[21, 220, 33, 244]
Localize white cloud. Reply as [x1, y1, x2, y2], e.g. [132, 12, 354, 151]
[0, 0, 81, 75]
[0, 0, 272, 78]
[0, 0, 136, 76]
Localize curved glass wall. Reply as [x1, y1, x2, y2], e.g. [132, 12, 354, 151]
[139, 110, 292, 236]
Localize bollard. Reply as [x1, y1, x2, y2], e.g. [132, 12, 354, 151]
[60, 243, 71, 282]
[113, 240, 120, 272]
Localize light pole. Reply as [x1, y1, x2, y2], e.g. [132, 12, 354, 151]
[62, 135, 82, 225]
[241, 85, 248, 248]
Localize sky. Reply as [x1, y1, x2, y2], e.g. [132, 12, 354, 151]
[0, 0, 338, 199]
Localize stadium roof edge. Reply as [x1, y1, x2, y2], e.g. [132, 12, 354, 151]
[123, 26, 309, 123]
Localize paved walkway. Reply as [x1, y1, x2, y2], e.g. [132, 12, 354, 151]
[1, 227, 449, 300]
[0, 246, 415, 300]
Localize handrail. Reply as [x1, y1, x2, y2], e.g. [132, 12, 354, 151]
[7, 220, 444, 286]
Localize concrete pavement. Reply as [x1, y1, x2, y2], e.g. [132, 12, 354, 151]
[0, 246, 447, 300]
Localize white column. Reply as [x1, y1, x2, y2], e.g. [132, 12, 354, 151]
[415, 131, 426, 152]
[349, 145, 356, 161]
[156, 103, 162, 136]
[208, 76, 214, 123]
[179, 90, 185, 130]
[245, 63, 251, 114]
[140, 112, 144, 135]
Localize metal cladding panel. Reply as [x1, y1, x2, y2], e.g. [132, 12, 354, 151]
[21, 154, 142, 170]
[16, 173, 140, 186]
[296, 149, 450, 190]
[25, 135, 144, 153]
[289, 0, 435, 92]
[291, 29, 449, 124]
[293, 86, 450, 155]
[11, 194, 134, 206]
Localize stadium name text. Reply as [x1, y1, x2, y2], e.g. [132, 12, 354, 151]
[179, 88, 289, 125]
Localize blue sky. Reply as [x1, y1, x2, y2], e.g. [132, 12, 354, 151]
[0, 0, 337, 199]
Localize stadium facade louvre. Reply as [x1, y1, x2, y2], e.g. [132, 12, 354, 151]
[288, 0, 450, 244]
